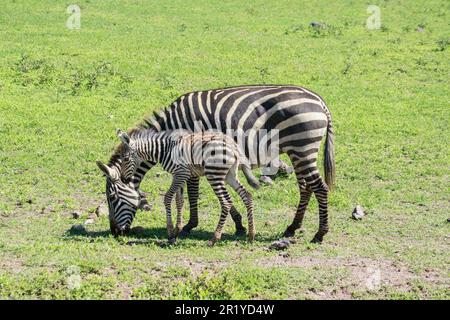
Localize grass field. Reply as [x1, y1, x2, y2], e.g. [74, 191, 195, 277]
[0, 0, 449, 299]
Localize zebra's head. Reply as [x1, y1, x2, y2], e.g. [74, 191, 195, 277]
[96, 160, 140, 236]
[117, 129, 141, 183]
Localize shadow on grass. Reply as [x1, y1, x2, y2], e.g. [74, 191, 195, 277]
[64, 224, 286, 248]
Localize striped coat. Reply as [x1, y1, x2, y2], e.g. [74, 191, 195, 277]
[103, 84, 335, 243]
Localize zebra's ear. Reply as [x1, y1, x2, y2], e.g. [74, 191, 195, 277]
[96, 161, 116, 179]
[116, 129, 130, 146]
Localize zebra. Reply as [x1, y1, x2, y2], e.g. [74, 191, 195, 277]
[98, 84, 335, 243]
[116, 128, 260, 245]
[95, 161, 141, 236]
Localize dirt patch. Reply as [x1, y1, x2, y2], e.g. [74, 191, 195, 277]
[255, 255, 421, 299]
[0, 255, 25, 274]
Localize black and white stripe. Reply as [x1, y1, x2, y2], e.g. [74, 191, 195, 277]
[117, 130, 259, 244]
[95, 161, 141, 236]
[102, 84, 335, 243]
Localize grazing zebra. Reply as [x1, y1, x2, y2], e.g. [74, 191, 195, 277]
[98, 84, 335, 243]
[95, 161, 141, 236]
[116, 129, 260, 245]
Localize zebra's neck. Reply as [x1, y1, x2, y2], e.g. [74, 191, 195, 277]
[132, 131, 174, 166]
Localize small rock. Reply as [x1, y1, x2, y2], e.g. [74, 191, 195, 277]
[95, 203, 108, 217]
[268, 238, 291, 251]
[84, 218, 95, 225]
[87, 212, 97, 220]
[71, 211, 82, 219]
[41, 206, 54, 214]
[70, 224, 86, 233]
[352, 205, 365, 220]
[264, 221, 274, 227]
[259, 175, 273, 185]
[310, 21, 327, 29]
[416, 26, 425, 33]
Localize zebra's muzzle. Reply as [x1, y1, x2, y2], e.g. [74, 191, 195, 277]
[110, 219, 131, 237]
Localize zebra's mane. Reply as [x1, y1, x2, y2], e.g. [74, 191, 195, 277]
[107, 124, 154, 167]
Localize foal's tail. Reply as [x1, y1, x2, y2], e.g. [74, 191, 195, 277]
[242, 164, 261, 190]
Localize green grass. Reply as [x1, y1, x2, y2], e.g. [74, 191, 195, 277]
[0, 0, 449, 299]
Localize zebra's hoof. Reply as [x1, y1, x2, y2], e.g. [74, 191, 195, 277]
[283, 228, 296, 238]
[234, 228, 247, 236]
[207, 237, 219, 247]
[168, 237, 177, 245]
[310, 236, 323, 244]
[248, 234, 255, 243]
[178, 229, 190, 239]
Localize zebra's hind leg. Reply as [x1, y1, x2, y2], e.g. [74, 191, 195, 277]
[289, 153, 330, 243]
[226, 172, 255, 242]
[308, 178, 330, 243]
[206, 180, 232, 246]
[284, 152, 314, 238]
[230, 206, 247, 236]
[283, 181, 312, 237]
[179, 176, 246, 238]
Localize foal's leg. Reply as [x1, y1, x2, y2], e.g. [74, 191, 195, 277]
[226, 165, 255, 242]
[174, 187, 184, 236]
[179, 176, 246, 237]
[179, 177, 200, 237]
[230, 206, 246, 236]
[164, 172, 189, 243]
[206, 177, 232, 246]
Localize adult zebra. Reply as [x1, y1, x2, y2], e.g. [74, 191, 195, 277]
[99, 84, 335, 243]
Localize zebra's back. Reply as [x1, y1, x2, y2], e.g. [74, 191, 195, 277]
[150, 85, 331, 166]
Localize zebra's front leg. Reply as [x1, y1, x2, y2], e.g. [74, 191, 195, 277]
[164, 173, 189, 243]
[174, 187, 184, 237]
[207, 183, 232, 247]
[230, 206, 246, 236]
[179, 177, 199, 238]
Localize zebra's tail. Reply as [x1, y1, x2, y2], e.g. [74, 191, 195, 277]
[324, 114, 336, 190]
[242, 165, 261, 189]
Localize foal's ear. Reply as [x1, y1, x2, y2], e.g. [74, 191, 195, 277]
[96, 160, 116, 179]
[116, 129, 130, 146]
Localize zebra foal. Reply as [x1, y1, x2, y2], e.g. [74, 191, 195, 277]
[116, 128, 260, 245]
